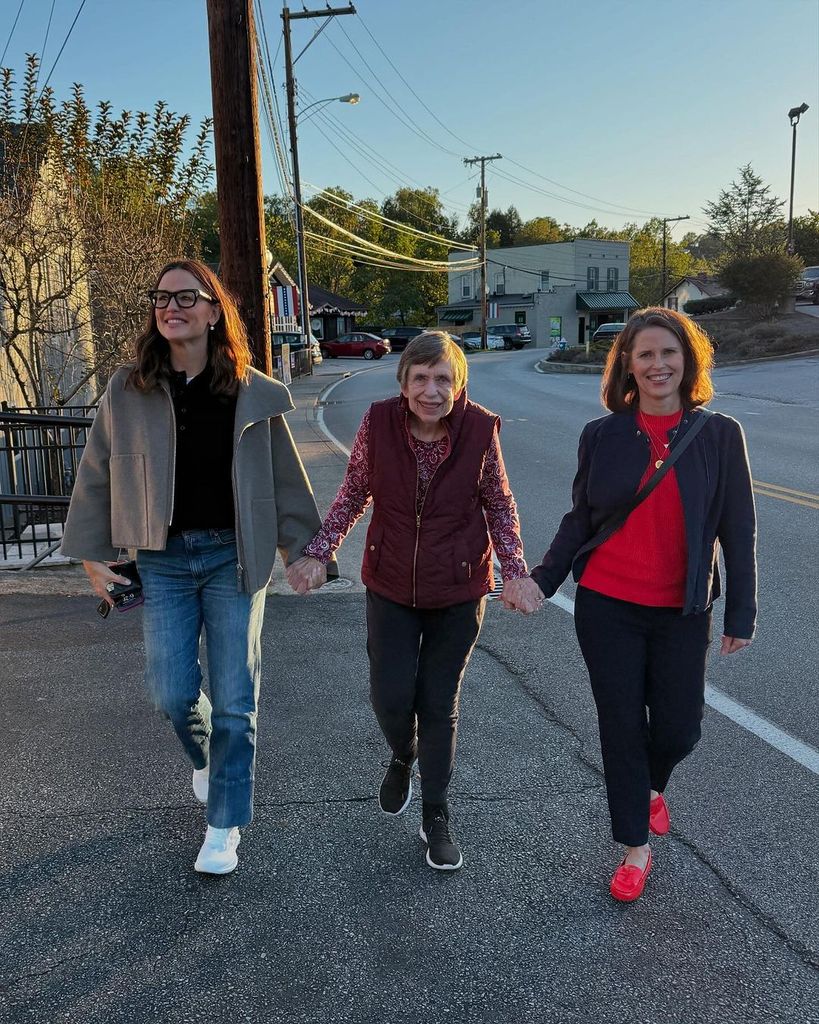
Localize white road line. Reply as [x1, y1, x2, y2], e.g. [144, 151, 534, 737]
[315, 375, 353, 457]
[547, 592, 819, 777]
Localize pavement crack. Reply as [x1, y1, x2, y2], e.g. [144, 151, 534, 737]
[669, 831, 819, 974]
[0, 951, 87, 993]
[475, 639, 819, 976]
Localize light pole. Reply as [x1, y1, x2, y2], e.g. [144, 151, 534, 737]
[787, 102, 809, 255]
[282, 4, 356, 373]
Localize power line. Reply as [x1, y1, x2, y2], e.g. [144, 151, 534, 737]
[354, 11, 477, 153]
[302, 184, 476, 250]
[0, 0, 26, 66]
[35, 0, 88, 101]
[325, 26, 464, 161]
[348, 12, 681, 225]
[297, 89, 473, 224]
[503, 157, 667, 219]
[297, 85, 473, 215]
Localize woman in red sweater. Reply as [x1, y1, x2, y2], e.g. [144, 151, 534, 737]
[531, 307, 757, 902]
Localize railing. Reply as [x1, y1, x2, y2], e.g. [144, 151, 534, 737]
[0, 410, 94, 567]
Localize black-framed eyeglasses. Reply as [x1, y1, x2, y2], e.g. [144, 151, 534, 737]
[147, 288, 217, 309]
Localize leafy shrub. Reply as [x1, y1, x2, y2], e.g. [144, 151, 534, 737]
[684, 295, 736, 314]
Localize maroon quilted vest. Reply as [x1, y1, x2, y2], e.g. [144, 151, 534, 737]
[361, 391, 499, 608]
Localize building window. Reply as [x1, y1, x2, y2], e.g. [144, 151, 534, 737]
[494, 271, 505, 295]
[540, 270, 550, 290]
[586, 266, 599, 290]
[606, 267, 619, 291]
[461, 275, 471, 299]
[667, 296, 679, 311]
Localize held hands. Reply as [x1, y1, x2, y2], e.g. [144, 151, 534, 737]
[82, 560, 132, 608]
[500, 576, 545, 615]
[286, 555, 327, 595]
[720, 636, 753, 656]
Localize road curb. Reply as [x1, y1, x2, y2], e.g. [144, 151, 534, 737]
[535, 347, 819, 375]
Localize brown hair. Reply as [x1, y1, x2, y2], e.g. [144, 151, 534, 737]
[396, 331, 468, 394]
[601, 306, 714, 412]
[128, 259, 252, 394]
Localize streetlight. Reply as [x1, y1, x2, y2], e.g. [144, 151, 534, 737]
[298, 93, 359, 124]
[787, 102, 809, 255]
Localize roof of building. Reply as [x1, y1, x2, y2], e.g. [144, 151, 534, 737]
[576, 291, 640, 311]
[308, 283, 368, 316]
[662, 275, 727, 299]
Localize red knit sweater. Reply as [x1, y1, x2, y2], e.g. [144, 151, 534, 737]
[580, 410, 687, 607]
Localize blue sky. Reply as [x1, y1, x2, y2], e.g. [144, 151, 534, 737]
[2, 0, 817, 242]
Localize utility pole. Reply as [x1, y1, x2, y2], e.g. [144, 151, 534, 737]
[283, 4, 356, 367]
[464, 154, 502, 350]
[206, 0, 271, 374]
[661, 215, 690, 304]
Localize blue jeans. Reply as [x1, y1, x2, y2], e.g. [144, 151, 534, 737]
[137, 530, 266, 828]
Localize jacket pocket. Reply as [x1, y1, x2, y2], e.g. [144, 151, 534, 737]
[110, 454, 149, 548]
[363, 523, 385, 575]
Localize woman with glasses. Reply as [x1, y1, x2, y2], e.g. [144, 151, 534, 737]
[62, 259, 331, 874]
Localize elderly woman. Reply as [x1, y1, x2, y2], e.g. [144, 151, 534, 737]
[530, 307, 757, 901]
[62, 259, 329, 875]
[288, 332, 542, 870]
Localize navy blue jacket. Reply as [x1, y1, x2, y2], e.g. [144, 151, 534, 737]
[531, 408, 757, 639]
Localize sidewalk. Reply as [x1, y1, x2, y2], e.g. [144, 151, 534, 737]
[1, 370, 817, 1024]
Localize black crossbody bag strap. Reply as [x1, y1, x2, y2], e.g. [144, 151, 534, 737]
[575, 408, 713, 560]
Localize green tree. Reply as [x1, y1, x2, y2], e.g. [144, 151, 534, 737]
[0, 55, 212, 406]
[703, 164, 785, 259]
[517, 216, 567, 246]
[792, 211, 819, 265]
[718, 252, 803, 318]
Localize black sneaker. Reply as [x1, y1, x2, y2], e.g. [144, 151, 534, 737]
[420, 805, 463, 871]
[378, 758, 413, 815]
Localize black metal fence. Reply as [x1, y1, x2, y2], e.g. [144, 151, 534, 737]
[0, 409, 94, 567]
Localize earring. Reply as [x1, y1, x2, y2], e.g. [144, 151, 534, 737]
[209, 324, 215, 332]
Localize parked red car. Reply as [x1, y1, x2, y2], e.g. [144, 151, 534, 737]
[320, 333, 391, 360]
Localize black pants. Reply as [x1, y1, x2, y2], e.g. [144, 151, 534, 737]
[366, 589, 485, 806]
[574, 586, 712, 847]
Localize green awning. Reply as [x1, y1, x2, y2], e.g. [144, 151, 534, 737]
[576, 291, 640, 311]
[439, 309, 474, 324]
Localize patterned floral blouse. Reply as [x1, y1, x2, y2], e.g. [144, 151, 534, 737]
[304, 409, 528, 580]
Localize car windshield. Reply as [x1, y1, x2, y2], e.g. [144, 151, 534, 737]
[804, 268, 819, 279]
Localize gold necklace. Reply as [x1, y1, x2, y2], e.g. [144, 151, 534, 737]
[640, 412, 679, 470]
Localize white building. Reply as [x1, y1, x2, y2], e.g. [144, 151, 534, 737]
[440, 239, 639, 348]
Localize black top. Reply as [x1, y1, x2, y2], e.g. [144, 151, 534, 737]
[168, 364, 238, 534]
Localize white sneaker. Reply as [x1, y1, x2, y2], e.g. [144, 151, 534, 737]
[194, 826, 241, 874]
[192, 765, 209, 804]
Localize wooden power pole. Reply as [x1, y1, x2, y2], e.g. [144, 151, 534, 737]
[206, 0, 272, 374]
[464, 154, 502, 350]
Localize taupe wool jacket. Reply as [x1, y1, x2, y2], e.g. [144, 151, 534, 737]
[61, 364, 332, 593]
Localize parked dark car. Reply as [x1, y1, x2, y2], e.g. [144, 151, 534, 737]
[379, 326, 425, 352]
[320, 333, 391, 360]
[460, 331, 481, 351]
[590, 322, 626, 349]
[487, 324, 532, 350]
[795, 266, 819, 303]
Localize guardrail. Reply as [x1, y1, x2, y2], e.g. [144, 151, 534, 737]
[0, 410, 94, 568]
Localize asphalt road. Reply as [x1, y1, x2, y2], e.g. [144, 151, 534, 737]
[3, 357, 817, 1023]
[319, 351, 819, 965]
